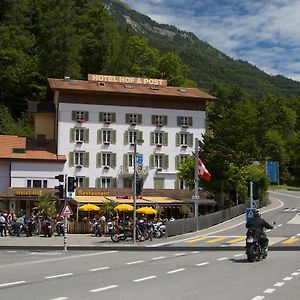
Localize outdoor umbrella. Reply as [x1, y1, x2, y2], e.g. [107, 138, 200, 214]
[136, 206, 157, 215]
[78, 203, 100, 212]
[115, 204, 134, 212]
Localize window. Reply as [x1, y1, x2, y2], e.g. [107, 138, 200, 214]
[27, 179, 47, 188]
[154, 132, 163, 145]
[128, 153, 134, 167]
[152, 115, 167, 126]
[72, 111, 88, 122]
[150, 154, 169, 170]
[178, 116, 193, 127]
[103, 130, 111, 144]
[101, 177, 112, 188]
[129, 131, 137, 144]
[102, 153, 111, 167]
[103, 113, 112, 123]
[70, 128, 89, 143]
[76, 177, 84, 188]
[180, 133, 189, 146]
[75, 152, 84, 166]
[176, 132, 193, 147]
[99, 112, 116, 123]
[75, 128, 84, 142]
[155, 154, 163, 168]
[126, 113, 142, 125]
[129, 114, 137, 124]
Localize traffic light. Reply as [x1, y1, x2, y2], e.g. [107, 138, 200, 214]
[55, 174, 64, 199]
[67, 176, 77, 192]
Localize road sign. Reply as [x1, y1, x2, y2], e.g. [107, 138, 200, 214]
[266, 161, 279, 184]
[136, 154, 143, 165]
[61, 203, 73, 216]
[246, 208, 256, 222]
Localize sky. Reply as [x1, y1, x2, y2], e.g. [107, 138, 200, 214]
[122, 0, 300, 82]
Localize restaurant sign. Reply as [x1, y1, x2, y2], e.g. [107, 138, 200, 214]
[76, 189, 110, 196]
[88, 74, 167, 86]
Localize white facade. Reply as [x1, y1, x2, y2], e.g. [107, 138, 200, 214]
[57, 102, 206, 189]
[0, 161, 10, 191]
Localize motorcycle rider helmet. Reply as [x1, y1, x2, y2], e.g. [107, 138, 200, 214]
[254, 209, 261, 217]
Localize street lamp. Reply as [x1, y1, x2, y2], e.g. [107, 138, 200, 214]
[133, 138, 144, 243]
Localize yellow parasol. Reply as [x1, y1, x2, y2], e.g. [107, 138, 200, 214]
[136, 206, 157, 215]
[115, 204, 134, 212]
[78, 203, 101, 212]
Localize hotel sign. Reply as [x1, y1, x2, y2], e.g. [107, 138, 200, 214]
[15, 190, 43, 196]
[88, 74, 167, 86]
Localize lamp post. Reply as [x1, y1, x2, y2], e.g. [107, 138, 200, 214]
[133, 138, 144, 243]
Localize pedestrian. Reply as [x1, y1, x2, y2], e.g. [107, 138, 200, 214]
[0, 213, 7, 237]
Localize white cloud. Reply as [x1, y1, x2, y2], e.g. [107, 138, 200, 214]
[122, 0, 300, 82]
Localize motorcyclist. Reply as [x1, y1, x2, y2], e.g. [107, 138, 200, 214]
[246, 209, 274, 251]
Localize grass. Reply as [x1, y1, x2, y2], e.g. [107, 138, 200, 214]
[268, 184, 300, 191]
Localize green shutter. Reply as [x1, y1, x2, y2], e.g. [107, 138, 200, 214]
[177, 117, 181, 126]
[111, 130, 116, 144]
[97, 130, 102, 144]
[163, 132, 168, 146]
[84, 111, 89, 121]
[112, 178, 117, 188]
[70, 128, 75, 143]
[188, 117, 193, 127]
[96, 153, 101, 168]
[83, 128, 89, 143]
[83, 152, 89, 167]
[111, 153, 116, 168]
[83, 177, 89, 187]
[137, 114, 142, 124]
[176, 133, 180, 146]
[125, 113, 130, 124]
[111, 113, 116, 123]
[151, 115, 156, 125]
[188, 133, 194, 147]
[95, 178, 100, 188]
[163, 115, 168, 126]
[163, 155, 169, 170]
[150, 132, 154, 145]
[150, 154, 154, 169]
[72, 111, 76, 120]
[99, 112, 104, 122]
[124, 131, 128, 145]
[175, 155, 179, 170]
[137, 130, 143, 140]
[69, 152, 74, 167]
[123, 154, 128, 170]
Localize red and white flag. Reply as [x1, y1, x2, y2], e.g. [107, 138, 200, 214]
[198, 159, 211, 181]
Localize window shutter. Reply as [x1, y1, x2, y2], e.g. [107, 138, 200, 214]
[111, 153, 116, 168]
[151, 115, 156, 125]
[150, 132, 154, 145]
[112, 178, 117, 188]
[70, 128, 75, 143]
[83, 128, 89, 143]
[163, 132, 168, 146]
[188, 117, 193, 127]
[163, 155, 169, 170]
[175, 155, 179, 170]
[188, 133, 194, 147]
[83, 177, 89, 188]
[72, 111, 76, 120]
[111, 113, 116, 123]
[123, 154, 128, 170]
[97, 130, 102, 144]
[84, 111, 89, 121]
[163, 115, 168, 126]
[69, 152, 74, 167]
[177, 117, 181, 126]
[137, 130, 143, 140]
[111, 130, 116, 144]
[96, 153, 101, 168]
[95, 178, 100, 188]
[83, 152, 89, 167]
[176, 133, 180, 146]
[137, 114, 142, 124]
[124, 131, 128, 145]
[125, 113, 130, 124]
[150, 154, 154, 169]
[99, 112, 104, 122]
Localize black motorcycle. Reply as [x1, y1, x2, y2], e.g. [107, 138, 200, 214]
[56, 220, 64, 236]
[245, 229, 267, 262]
[41, 219, 53, 237]
[110, 223, 145, 242]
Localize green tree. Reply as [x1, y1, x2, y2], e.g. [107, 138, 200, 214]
[101, 200, 117, 220]
[33, 193, 57, 219]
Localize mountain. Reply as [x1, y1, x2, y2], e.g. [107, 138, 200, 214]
[103, 0, 300, 97]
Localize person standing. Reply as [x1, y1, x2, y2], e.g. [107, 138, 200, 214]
[0, 213, 7, 237]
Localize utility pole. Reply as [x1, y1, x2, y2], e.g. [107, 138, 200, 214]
[194, 138, 200, 230]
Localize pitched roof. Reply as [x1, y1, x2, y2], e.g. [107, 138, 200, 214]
[47, 78, 216, 101]
[0, 135, 66, 161]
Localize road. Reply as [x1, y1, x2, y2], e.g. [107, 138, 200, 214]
[0, 190, 299, 300]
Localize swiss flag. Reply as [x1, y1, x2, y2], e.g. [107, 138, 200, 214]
[198, 159, 211, 181]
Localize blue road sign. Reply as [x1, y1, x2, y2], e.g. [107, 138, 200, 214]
[266, 161, 279, 184]
[136, 154, 143, 165]
[246, 208, 256, 223]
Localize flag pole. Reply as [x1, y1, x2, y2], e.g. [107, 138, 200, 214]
[194, 138, 200, 230]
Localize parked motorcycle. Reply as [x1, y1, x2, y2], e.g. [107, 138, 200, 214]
[152, 221, 166, 238]
[245, 229, 267, 262]
[41, 219, 53, 237]
[110, 223, 146, 242]
[56, 220, 64, 236]
[24, 219, 39, 237]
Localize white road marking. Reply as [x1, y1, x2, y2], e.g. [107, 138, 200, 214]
[167, 268, 185, 274]
[6, 251, 17, 253]
[252, 296, 264, 300]
[196, 262, 210, 266]
[174, 253, 186, 256]
[291, 272, 299, 276]
[0, 281, 26, 288]
[234, 254, 243, 257]
[264, 289, 275, 294]
[126, 260, 144, 265]
[217, 257, 228, 261]
[277, 224, 282, 227]
[50, 298, 68, 300]
[283, 276, 293, 281]
[89, 267, 110, 272]
[133, 276, 157, 282]
[90, 285, 118, 293]
[274, 282, 285, 287]
[191, 251, 199, 254]
[45, 273, 73, 279]
[152, 256, 166, 260]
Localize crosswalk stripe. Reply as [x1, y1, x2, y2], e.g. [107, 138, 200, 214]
[282, 237, 300, 244]
[206, 237, 226, 243]
[186, 236, 207, 243]
[226, 237, 245, 244]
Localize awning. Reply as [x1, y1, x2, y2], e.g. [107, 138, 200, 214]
[105, 196, 151, 205]
[74, 196, 108, 204]
[142, 197, 187, 204]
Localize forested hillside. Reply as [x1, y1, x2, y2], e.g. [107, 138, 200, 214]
[0, 0, 299, 190]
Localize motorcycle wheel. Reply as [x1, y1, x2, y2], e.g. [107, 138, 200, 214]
[246, 244, 259, 262]
[154, 230, 162, 238]
[110, 232, 120, 242]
